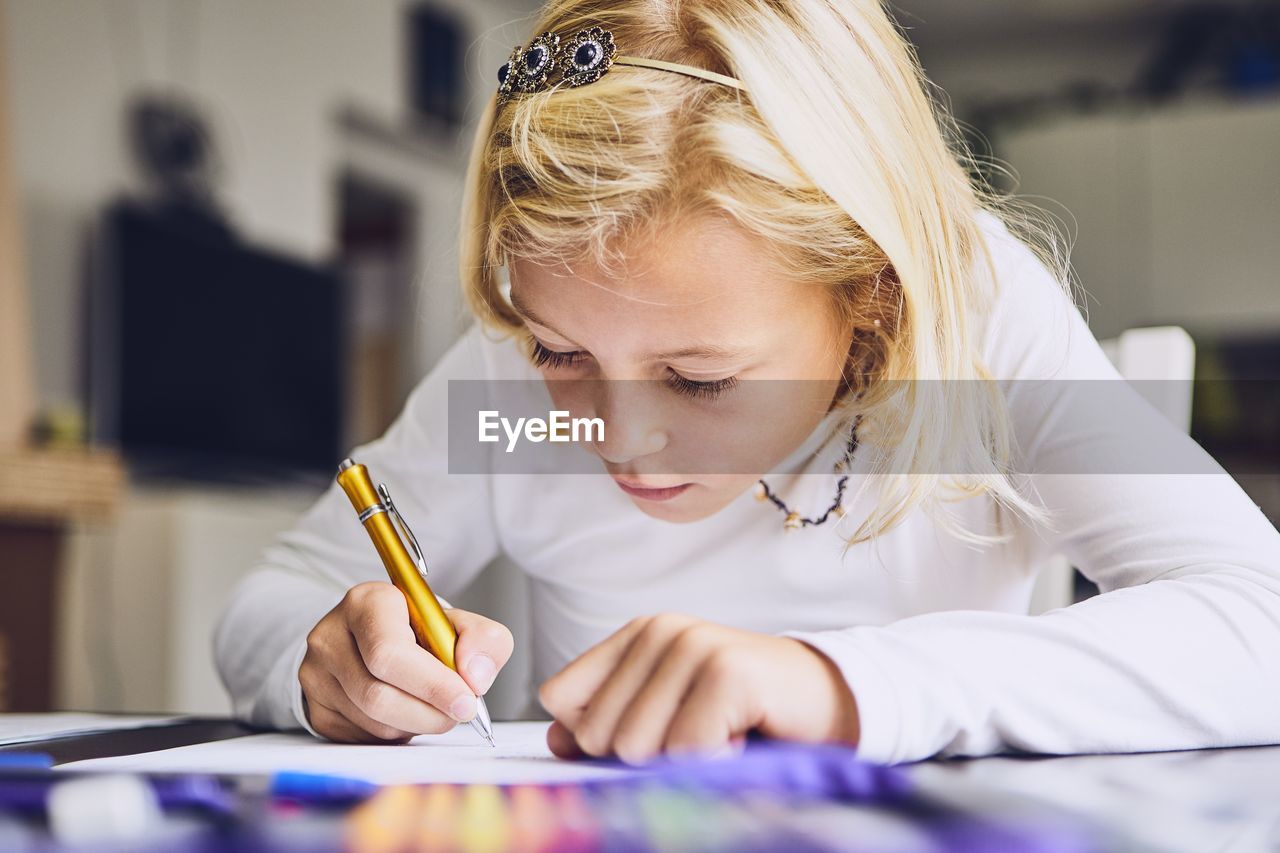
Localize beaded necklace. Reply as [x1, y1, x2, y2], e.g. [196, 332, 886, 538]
[755, 416, 860, 531]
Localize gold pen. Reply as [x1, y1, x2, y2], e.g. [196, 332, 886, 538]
[335, 457, 496, 746]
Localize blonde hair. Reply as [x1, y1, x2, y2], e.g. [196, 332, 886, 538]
[459, 0, 1070, 544]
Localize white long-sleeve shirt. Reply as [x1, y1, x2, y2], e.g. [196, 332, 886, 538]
[214, 211, 1280, 764]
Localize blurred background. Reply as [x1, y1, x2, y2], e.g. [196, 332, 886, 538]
[0, 0, 1276, 720]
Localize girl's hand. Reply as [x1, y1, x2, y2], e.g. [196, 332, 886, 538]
[538, 614, 859, 764]
[299, 581, 513, 743]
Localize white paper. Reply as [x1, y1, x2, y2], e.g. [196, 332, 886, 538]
[55, 722, 631, 785]
[0, 713, 187, 746]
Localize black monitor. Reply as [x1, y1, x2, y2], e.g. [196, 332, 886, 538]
[90, 200, 346, 482]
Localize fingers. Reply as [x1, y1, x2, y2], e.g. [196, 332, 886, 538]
[449, 609, 515, 697]
[301, 621, 410, 743]
[328, 627, 461, 734]
[301, 663, 415, 743]
[572, 615, 701, 759]
[538, 616, 775, 764]
[662, 651, 750, 756]
[343, 583, 479, 724]
[305, 698, 376, 743]
[538, 615, 665, 728]
[546, 720, 585, 759]
[300, 582, 521, 743]
[608, 627, 717, 763]
[305, 692, 412, 745]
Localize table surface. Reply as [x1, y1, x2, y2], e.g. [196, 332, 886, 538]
[915, 740, 1280, 851]
[5, 717, 1279, 852]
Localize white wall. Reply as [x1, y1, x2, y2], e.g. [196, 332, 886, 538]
[1146, 99, 1280, 331]
[57, 485, 322, 714]
[910, 17, 1280, 340]
[998, 95, 1280, 339]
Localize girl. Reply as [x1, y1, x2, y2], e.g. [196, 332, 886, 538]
[215, 0, 1280, 765]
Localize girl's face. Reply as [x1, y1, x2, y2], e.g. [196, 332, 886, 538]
[508, 214, 854, 523]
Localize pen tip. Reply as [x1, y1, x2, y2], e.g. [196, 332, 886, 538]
[487, 735, 496, 747]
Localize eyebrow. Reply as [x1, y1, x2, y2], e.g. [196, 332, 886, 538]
[508, 290, 749, 363]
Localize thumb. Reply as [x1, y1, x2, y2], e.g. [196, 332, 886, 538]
[448, 609, 514, 696]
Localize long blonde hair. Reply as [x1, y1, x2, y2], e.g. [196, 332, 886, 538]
[459, 0, 1070, 544]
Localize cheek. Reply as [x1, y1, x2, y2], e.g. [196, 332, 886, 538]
[739, 382, 837, 467]
[801, 316, 853, 382]
[544, 378, 590, 417]
[777, 294, 853, 382]
[660, 382, 838, 476]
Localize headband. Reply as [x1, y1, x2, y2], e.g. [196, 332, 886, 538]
[496, 25, 746, 105]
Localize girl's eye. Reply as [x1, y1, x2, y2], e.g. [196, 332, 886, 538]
[531, 339, 736, 399]
[666, 369, 739, 401]
[530, 340, 587, 370]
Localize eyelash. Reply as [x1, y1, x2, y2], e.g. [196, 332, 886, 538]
[665, 371, 740, 401]
[529, 341, 739, 401]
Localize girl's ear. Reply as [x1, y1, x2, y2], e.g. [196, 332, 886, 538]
[836, 262, 904, 392]
[841, 319, 890, 393]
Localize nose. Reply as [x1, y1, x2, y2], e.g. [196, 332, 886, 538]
[590, 381, 668, 466]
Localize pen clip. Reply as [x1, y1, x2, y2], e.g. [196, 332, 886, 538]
[377, 483, 429, 578]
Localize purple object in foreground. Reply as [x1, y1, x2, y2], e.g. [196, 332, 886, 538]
[627, 740, 912, 802]
[573, 740, 1099, 853]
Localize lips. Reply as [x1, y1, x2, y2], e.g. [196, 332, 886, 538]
[612, 477, 693, 502]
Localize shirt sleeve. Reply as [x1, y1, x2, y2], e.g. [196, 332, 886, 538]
[213, 324, 504, 732]
[787, 220, 1280, 764]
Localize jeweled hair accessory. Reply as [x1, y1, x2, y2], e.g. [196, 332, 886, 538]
[496, 25, 746, 106]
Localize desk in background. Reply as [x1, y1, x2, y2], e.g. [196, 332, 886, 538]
[0, 450, 123, 712]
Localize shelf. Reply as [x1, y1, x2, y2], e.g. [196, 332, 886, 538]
[0, 446, 125, 524]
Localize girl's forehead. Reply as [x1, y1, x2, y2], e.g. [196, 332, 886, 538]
[508, 253, 787, 335]
[509, 217, 790, 309]
[508, 254, 839, 369]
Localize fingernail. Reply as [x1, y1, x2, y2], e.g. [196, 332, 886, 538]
[466, 654, 497, 693]
[449, 694, 476, 722]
